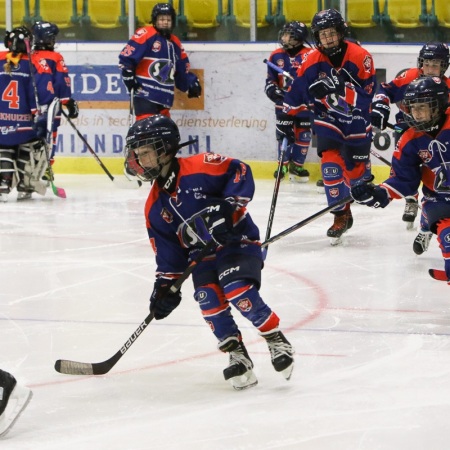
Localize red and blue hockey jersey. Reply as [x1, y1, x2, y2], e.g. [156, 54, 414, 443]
[144, 153, 261, 277]
[0, 52, 52, 146]
[119, 26, 193, 108]
[284, 41, 376, 145]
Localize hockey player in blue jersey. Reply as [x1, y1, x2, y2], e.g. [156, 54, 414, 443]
[265, 21, 312, 182]
[351, 77, 450, 285]
[0, 27, 53, 201]
[124, 115, 294, 390]
[118, 3, 201, 121]
[283, 9, 376, 244]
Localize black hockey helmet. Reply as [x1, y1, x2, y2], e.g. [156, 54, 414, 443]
[4, 26, 32, 54]
[401, 76, 449, 132]
[311, 9, 348, 56]
[125, 115, 181, 182]
[32, 21, 59, 50]
[417, 42, 450, 77]
[151, 3, 176, 37]
[278, 21, 309, 52]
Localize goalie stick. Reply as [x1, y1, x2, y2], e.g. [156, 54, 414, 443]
[61, 110, 142, 189]
[261, 196, 353, 248]
[24, 39, 66, 199]
[54, 240, 216, 376]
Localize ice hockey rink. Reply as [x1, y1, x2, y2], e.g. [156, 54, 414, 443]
[2, 174, 450, 450]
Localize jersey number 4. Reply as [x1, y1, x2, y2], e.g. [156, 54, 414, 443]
[2, 80, 20, 109]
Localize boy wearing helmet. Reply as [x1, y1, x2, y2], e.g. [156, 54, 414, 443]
[371, 42, 450, 250]
[265, 21, 313, 182]
[124, 115, 294, 390]
[351, 77, 450, 285]
[119, 3, 201, 121]
[283, 9, 376, 245]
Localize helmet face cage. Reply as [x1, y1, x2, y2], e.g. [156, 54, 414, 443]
[417, 42, 450, 77]
[278, 21, 308, 51]
[311, 9, 348, 55]
[401, 77, 449, 132]
[4, 26, 31, 54]
[151, 3, 176, 36]
[32, 21, 59, 50]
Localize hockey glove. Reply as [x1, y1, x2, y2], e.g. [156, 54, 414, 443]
[187, 75, 202, 98]
[33, 113, 48, 139]
[65, 98, 79, 119]
[275, 114, 295, 145]
[265, 83, 284, 104]
[150, 277, 182, 320]
[122, 68, 141, 93]
[308, 73, 345, 100]
[193, 199, 237, 245]
[371, 100, 390, 130]
[351, 182, 390, 208]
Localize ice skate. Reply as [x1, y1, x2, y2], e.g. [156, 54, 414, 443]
[288, 162, 309, 183]
[413, 231, 432, 255]
[17, 191, 32, 201]
[0, 193, 8, 203]
[327, 209, 353, 246]
[0, 182, 10, 203]
[273, 164, 288, 180]
[260, 329, 295, 380]
[402, 197, 418, 230]
[316, 179, 325, 194]
[0, 371, 33, 437]
[223, 341, 258, 391]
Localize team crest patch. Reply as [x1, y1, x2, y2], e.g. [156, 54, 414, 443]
[161, 207, 173, 223]
[418, 149, 432, 163]
[134, 28, 147, 38]
[363, 55, 372, 73]
[38, 58, 50, 71]
[277, 60, 285, 69]
[236, 298, 252, 312]
[329, 187, 339, 198]
[203, 153, 226, 164]
[152, 41, 161, 52]
[206, 320, 215, 332]
[445, 233, 450, 244]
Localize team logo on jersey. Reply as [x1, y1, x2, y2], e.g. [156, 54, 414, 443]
[160, 207, 173, 223]
[37, 58, 50, 71]
[277, 59, 285, 69]
[152, 41, 161, 52]
[329, 187, 339, 198]
[236, 298, 252, 312]
[203, 153, 226, 165]
[206, 320, 215, 332]
[444, 233, 450, 244]
[149, 59, 175, 85]
[363, 55, 373, 73]
[418, 149, 432, 163]
[134, 28, 147, 38]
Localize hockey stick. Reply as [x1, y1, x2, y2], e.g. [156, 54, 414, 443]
[370, 148, 392, 167]
[24, 39, 66, 199]
[54, 240, 216, 375]
[61, 110, 142, 189]
[263, 58, 294, 81]
[261, 196, 353, 248]
[129, 87, 135, 127]
[265, 137, 287, 242]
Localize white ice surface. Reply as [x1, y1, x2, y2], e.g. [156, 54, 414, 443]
[1, 175, 450, 450]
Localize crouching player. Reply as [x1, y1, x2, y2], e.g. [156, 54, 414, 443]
[124, 115, 295, 389]
[351, 77, 450, 284]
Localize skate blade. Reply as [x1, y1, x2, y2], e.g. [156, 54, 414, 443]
[405, 221, 415, 231]
[330, 236, 343, 246]
[288, 174, 309, 184]
[230, 370, 258, 391]
[316, 187, 325, 194]
[0, 385, 33, 437]
[280, 362, 294, 381]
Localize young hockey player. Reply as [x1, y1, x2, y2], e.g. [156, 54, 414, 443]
[0, 369, 32, 437]
[124, 115, 295, 390]
[32, 21, 79, 164]
[118, 2, 201, 122]
[371, 42, 450, 250]
[283, 9, 376, 244]
[265, 21, 312, 182]
[351, 77, 450, 284]
[0, 27, 52, 201]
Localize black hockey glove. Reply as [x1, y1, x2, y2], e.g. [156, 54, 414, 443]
[193, 199, 237, 246]
[275, 114, 295, 145]
[187, 76, 202, 98]
[351, 182, 390, 208]
[265, 83, 284, 104]
[33, 113, 48, 139]
[121, 68, 141, 93]
[150, 277, 182, 320]
[371, 100, 390, 130]
[65, 98, 79, 119]
[308, 73, 345, 100]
